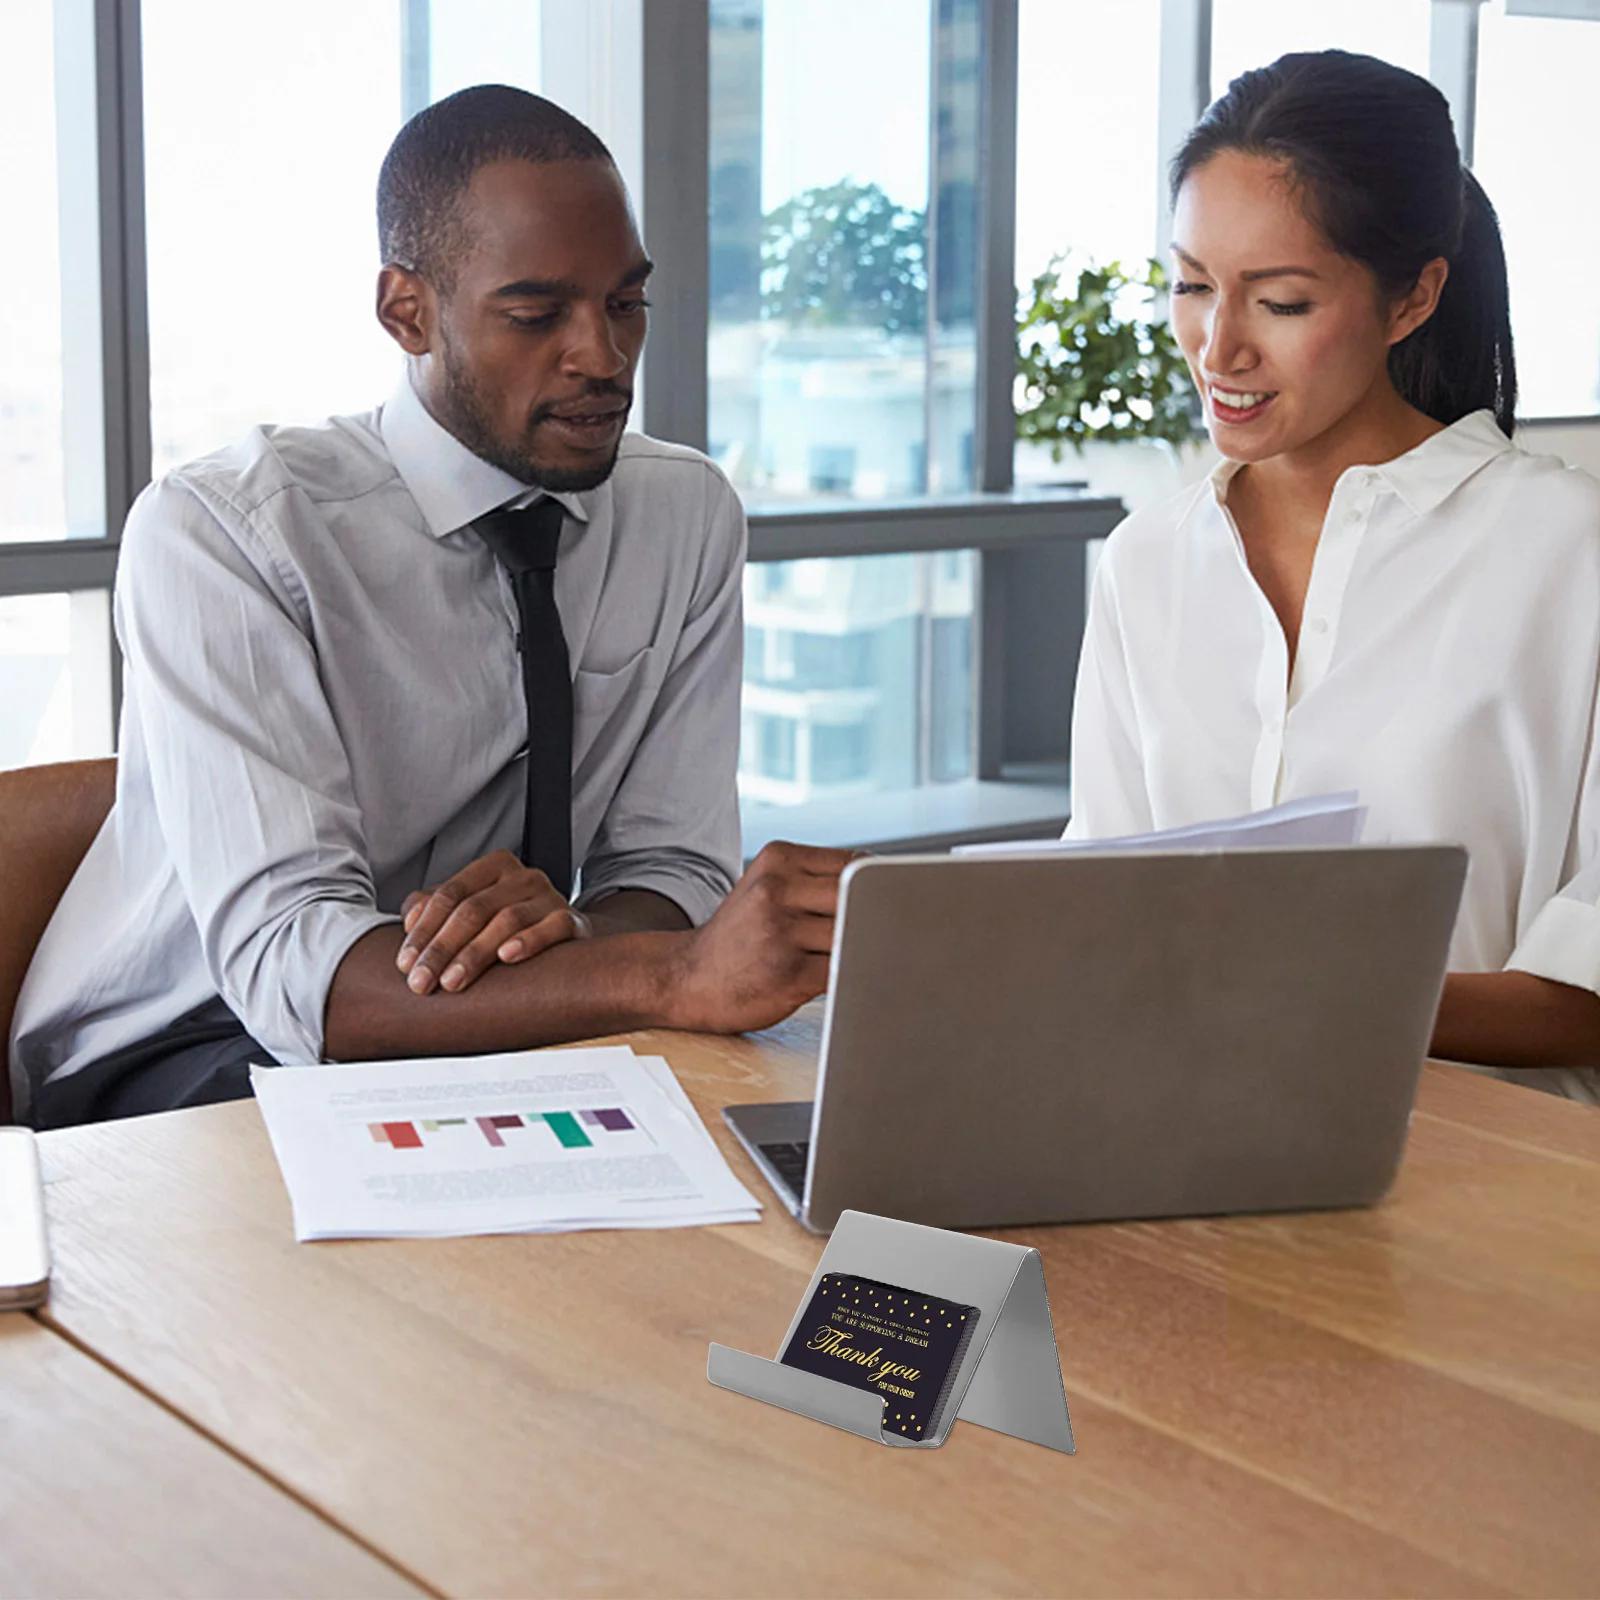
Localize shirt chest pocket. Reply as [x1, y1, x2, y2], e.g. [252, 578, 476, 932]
[572, 644, 666, 777]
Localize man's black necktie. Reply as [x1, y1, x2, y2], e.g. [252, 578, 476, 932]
[474, 498, 573, 896]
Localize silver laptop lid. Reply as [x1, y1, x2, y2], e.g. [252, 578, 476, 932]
[802, 844, 1466, 1232]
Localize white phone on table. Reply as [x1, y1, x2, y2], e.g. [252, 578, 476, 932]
[0, 1126, 50, 1310]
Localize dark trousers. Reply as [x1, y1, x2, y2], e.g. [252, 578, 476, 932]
[31, 998, 267, 1129]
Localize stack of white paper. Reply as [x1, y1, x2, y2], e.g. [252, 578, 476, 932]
[250, 1045, 761, 1242]
[954, 792, 1367, 858]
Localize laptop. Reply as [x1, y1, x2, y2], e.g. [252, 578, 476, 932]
[724, 844, 1466, 1233]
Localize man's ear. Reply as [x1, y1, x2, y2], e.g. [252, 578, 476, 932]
[376, 265, 435, 356]
[1388, 256, 1449, 347]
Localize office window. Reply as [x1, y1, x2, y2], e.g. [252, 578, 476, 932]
[142, 1, 404, 474]
[142, 0, 543, 476]
[1012, 0, 1168, 504]
[740, 710, 798, 785]
[738, 551, 976, 808]
[1209, 0, 1431, 93]
[793, 631, 875, 692]
[1014, 0, 1161, 290]
[708, 0, 980, 502]
[811, 721, 873, 786]
[710, 0, 985, 811]
[1475, 2, 1600, 418]
[423, 1, 542, 105]
[0, 593, 114, 766]
[1, 4, 68, 544]
[808, 446, 859, 495]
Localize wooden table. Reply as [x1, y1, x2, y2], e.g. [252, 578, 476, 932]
[0, 1315, 418, 1598]
[31, 1014, 1600, 1598]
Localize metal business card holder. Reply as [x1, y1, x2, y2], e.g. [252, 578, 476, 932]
[707, 1210, 1075, 1452]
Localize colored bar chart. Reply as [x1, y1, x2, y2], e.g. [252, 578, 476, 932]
[543, 1112, 590, 1149]
[475, 1115, 525, 1149]
[368, 1108, 637, 1151]
[372, 1121, 421, 1150]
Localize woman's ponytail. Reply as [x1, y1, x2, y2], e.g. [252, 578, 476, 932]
[1173, 52, 1519, 437]
[1389, 171, 1517, 437]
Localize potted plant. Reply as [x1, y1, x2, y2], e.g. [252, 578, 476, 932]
[1015, 256, 1201, 506]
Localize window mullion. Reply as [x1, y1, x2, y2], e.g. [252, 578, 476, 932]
[1156, 0, 1211, 260]
[639, 0, 711, 451]
[1430, 0, 1482, 165]
[50, 0, 148, 738]
[96, 0, 151, 541]
[974, 0, 1019, 495]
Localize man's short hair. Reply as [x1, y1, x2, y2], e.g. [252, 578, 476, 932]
[377, 84, 613, 292]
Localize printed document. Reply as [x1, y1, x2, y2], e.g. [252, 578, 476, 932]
[954, 792, 1366, 858]
[251, 1045, 761, 1241]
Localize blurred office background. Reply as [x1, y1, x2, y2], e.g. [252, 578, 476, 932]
[2, 0, 1595, 850]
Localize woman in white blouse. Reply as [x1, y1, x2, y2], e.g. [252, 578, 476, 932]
[1068, 51, 1600, 1101]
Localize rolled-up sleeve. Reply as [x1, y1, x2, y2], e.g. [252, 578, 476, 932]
[574, 468, 745, 925]
[116, 478, 397, 1063]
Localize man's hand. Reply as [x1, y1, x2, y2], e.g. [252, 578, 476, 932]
[326, 842, 860, 1062]
[669, 841, 859, 1034]
[396, 850, 589, 995]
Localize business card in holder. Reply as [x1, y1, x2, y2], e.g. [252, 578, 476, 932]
[707, 1209, 1075, 1453]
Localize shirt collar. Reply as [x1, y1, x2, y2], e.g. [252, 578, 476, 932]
[379, 373, 591, 539]
[1206, 408, 1513, 519]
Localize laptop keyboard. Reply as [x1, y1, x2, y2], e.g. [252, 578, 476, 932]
[758, 1140, 810, 1202]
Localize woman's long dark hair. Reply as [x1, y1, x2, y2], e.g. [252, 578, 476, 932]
[1172, 51, 1517, 437]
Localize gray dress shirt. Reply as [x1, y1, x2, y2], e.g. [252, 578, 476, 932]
[9, 378, 745, 1117]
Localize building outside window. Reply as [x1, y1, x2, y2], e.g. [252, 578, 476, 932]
[738, 551, 975, 803]
[806, 446, 858, 495]
[711, 0, 984, 816]
[812, 720, 874, 786]
[740, 709, 798, 788]
[709, 0, 978, 502]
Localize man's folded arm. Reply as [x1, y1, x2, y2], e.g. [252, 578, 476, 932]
[325, 923, 685, 1057]
[580, 888, 693, 937]
[326, 837, 854, 1058]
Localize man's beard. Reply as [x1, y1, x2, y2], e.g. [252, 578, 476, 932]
[435, 333, 631, 493]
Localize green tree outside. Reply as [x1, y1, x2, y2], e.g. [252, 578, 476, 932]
[761, 180, 928, 336]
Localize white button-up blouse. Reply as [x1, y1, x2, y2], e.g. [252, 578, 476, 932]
[1066, 410, 1600, 1104]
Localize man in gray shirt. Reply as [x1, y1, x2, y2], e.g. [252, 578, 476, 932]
[11, 86, 849, 1126]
